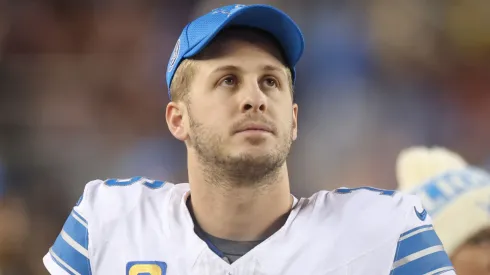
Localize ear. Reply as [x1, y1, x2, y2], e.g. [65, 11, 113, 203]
[292, 103, 298, 141]
[166, 101, 188, 141]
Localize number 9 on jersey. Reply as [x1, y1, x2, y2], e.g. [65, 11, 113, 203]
[126, 261, 167, 275]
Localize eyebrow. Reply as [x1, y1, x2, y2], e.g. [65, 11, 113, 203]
[261, 65, 286, 75]
[211, 65, 240, 74]
[210, 64, 286, 76]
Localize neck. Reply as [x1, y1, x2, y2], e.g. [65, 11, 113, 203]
[187, 157, 293, 241]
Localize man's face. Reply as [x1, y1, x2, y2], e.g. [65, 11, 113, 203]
[452, 228, 490, 274]
[175, 30, 298, 184]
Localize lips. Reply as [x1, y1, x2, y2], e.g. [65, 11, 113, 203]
[235, 123, 274, 134]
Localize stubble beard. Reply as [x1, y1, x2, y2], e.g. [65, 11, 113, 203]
[187, 111, 293, 188]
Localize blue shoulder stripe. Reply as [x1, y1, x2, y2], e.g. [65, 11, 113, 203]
[391, 225, 453, 275]
[50, 209, 91, 275]
[394, 225, 441, 261]
[63, 211, 88, 249]
[72, 209, 87, 225]
[51, 233, 91, 275]
[50, 249, 77, 275]
[400, 224, 432, 238]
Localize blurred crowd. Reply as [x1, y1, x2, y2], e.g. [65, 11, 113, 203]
[0, 0, 489, 274]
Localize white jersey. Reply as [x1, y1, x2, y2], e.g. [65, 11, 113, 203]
[43, 177, 455, 275]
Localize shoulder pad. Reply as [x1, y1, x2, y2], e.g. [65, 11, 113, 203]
[80, 177, 177, 225]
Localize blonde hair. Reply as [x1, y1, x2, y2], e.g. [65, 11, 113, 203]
[169, 59, 198, 102]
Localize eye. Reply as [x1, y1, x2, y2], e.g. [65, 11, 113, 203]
[219, 75, 237, 87]
[263, 77, 278, 88]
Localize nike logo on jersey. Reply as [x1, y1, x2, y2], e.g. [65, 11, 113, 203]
[414, 206, 427, 221]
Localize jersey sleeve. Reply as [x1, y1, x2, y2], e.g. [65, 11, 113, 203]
[389, 194, 455, 275]
[43, 181, 99, 275]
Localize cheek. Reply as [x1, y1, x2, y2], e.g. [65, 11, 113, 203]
[190, 109, 228, 133]
[192, 96, 234, 118]
[190, 101, 218, 121]
[277, 107, 294, 128]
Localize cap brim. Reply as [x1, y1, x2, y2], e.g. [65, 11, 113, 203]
[184, 5, 304, 69]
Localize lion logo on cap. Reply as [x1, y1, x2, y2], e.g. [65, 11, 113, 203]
[168, 39, 181, 73]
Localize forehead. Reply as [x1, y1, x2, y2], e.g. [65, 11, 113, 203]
[194, 28, 287, 66]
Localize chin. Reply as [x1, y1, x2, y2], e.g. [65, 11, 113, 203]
[240, 138, 275, 149]
[235, 132, 274, 145]
[234, 148, 267, 157]
[227, 145, 272, 158]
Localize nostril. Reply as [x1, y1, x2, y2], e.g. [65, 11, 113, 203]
[243, 104, 253, 111]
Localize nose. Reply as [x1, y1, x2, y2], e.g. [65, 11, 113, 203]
[239, 83, 267, 113]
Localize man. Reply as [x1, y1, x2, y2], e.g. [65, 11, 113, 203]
[43, 4, 455, 274]
[398, 146, 490, 274]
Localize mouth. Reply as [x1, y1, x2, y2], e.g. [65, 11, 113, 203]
[235, 124, 274, 135]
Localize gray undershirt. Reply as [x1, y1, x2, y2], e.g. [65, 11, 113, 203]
[187, 197, 264, 263]
[198, 228, 263, 264]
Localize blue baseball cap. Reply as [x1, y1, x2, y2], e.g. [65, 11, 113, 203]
[165, 4, 305, 99]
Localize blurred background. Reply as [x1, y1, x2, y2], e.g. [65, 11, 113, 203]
[0, 0, 489, 273]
